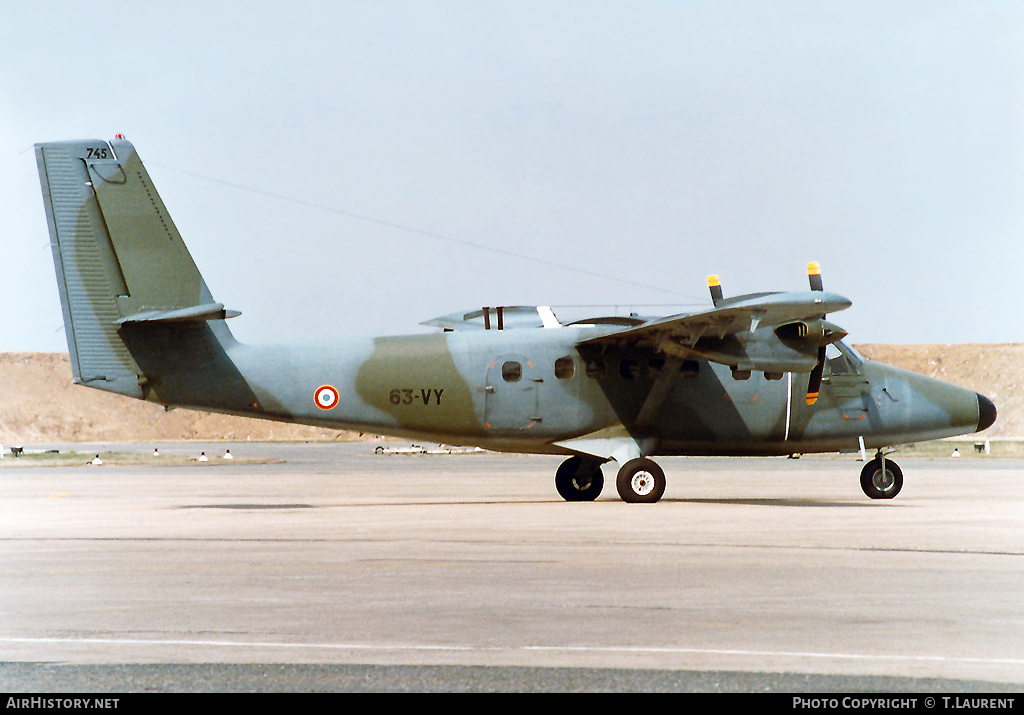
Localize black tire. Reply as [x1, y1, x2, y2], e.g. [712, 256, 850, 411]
[555, 456, 604, 502]
[616, 458, 666, 503]
[860, 458, 903, 499]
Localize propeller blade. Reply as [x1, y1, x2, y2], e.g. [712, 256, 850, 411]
[708, 275, 723, 306]
[805, 264, 836, 404]
[806, 346, 826, 405]
[807, 261, 823, 292]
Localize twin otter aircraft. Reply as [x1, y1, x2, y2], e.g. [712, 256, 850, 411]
[35, 138, 996, 503]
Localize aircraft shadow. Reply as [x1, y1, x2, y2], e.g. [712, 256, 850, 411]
[174, 498, 878, 509]
[653, 497, 878, 508]
[179, 503, 317, 510]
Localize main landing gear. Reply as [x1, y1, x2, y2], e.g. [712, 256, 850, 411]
[860, 453, 903, 499]
[555, 455, 668, 503]
[554, 456, 605, 502]
[615, 458, 666, 503]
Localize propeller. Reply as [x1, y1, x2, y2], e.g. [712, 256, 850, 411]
[707, 264, 843, 402]
[806, 262, 826, 405]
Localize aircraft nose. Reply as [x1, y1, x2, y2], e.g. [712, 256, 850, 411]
[976, 393, 997, 432]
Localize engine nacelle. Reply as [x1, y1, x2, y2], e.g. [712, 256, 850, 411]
[775, 319, 847, 347]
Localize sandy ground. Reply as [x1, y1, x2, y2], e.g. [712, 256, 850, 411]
[0, 344, 1017, 445]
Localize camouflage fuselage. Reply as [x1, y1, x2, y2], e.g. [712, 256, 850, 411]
[142, 325, 988, 458]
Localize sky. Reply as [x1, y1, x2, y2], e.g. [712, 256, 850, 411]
[2, 1, 1023, 351]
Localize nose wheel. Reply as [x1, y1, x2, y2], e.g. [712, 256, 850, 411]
[860, 456, 903, 499]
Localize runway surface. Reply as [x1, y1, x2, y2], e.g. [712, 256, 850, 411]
[2, 442, 1022, 692]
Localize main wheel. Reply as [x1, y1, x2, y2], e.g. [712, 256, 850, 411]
[860, 457, 903, 499]
[555, 456, 604, 502]
[616, 458, 666, 503]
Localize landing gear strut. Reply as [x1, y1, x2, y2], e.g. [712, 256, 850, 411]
[555, 456, 604, 501]
[860, 454, 903, 499]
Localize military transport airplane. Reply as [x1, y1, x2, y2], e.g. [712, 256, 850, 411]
[34, 138, 996, 503]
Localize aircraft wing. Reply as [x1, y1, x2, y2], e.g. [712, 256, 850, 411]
[578, 289, 852, 375]
[581, 291, 851, 346]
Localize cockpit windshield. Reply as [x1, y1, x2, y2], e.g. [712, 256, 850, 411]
[825, 340, 864, 376]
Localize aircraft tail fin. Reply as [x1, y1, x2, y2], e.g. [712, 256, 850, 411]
[35, 138, 239, 400]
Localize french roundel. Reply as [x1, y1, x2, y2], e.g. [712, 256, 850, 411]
[314, 385, 339, 410]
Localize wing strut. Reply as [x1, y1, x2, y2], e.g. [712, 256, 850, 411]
[553, 356, 682, 464]
[634, 355, 683, 427]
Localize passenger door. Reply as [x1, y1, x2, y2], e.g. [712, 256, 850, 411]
[484, 355, 541, 431]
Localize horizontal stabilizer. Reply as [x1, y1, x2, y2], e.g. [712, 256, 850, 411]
[116, 303, 241, 325]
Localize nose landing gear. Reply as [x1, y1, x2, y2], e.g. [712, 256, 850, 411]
[860, 454, 903, 499]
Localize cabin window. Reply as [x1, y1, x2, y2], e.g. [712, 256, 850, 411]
[502, 361, 522, 382]
[554, 356, 575, 380]
[585, 358, 606, 378]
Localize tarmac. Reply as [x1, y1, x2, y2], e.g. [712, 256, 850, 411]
[2, 441, 1022, 693]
